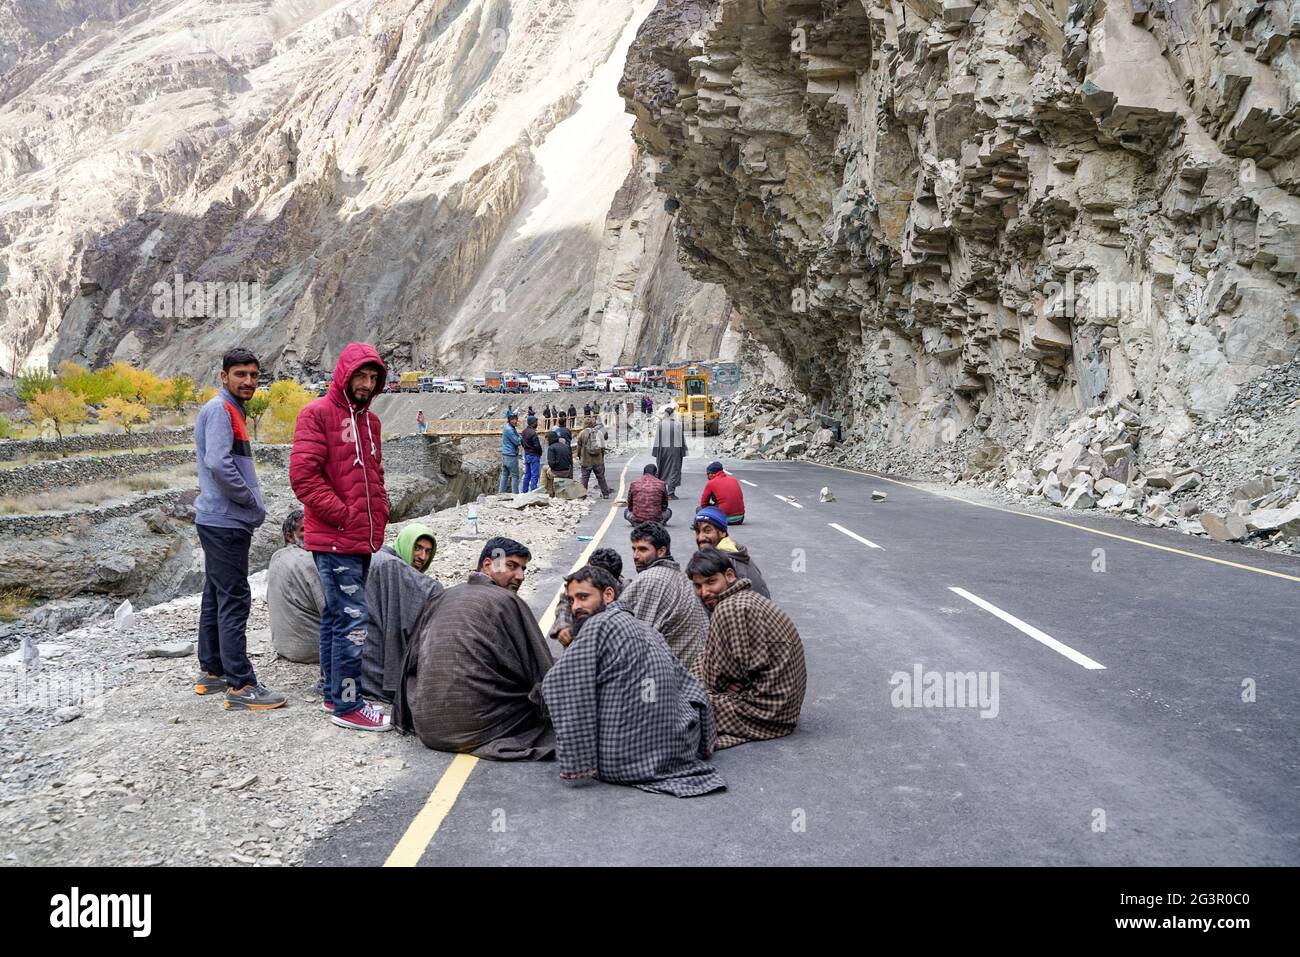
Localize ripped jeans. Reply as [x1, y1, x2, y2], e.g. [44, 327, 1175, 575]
[313, 552, 372, 716]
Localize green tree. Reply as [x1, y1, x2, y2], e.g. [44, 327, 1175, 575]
[17, 368, 55, 403]
[245, 390, 271, 439]
[162, 375, 196, 411]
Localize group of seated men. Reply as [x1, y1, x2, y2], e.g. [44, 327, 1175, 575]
[266, 501, 806, 798]
[624, 456, 750, 529]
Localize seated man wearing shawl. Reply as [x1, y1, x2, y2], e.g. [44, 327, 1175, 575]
[549, 547, 627, 647]
[268, 510, 324, 663]
[394, 537, 555, 760]
[686, 547, 807, 750]
[360, 523, 444, 703]
[542, 566, 724, 798]
[616, 522, 709, 667]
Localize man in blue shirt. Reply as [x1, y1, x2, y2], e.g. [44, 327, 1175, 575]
[192, 348, 285, 711]
[499, 411, 523, 493]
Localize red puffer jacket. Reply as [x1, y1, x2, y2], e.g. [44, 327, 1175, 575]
[290, 343, 390, 554]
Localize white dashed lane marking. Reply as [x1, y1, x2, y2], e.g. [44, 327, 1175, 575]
[774, 494, 803, 509]
[828, 522, 883, 550]
[948, 587, 1106, 670]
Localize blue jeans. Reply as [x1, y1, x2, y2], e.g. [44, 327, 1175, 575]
[313, 552, 371, 716]
[522, 453, 541, 492]
[499, 454, 520, 493]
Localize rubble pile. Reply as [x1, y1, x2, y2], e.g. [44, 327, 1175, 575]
[979, 356, 1300, 551]
[718, 386, 837, 461]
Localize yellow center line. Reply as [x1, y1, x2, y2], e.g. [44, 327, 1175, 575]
[382, 456, 636, 867]
[805, 459, 1300, 585]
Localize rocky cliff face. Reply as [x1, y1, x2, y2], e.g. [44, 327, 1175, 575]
[1, 0, 731, 378]
[580, 149, 739, 366]
[621, 0, 1300, 463]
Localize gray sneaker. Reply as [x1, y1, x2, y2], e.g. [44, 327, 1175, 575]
[194, 672, 230, 695]
[223, 683, 287, 711]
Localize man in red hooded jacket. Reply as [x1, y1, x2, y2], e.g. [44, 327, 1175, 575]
[290, 343, 393, 732]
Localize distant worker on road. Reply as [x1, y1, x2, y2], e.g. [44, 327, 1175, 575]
[652, 405, 687, 499]
[416, 409, 426, 435]
[521, 415, 543, 493]
[575, 416, 611, 499]
[699, 460, 745, 524]
[499, 411, 523, 494]
[625, 463, 671, 525]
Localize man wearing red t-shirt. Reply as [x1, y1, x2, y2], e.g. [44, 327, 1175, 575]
[699, 461, 745, 524]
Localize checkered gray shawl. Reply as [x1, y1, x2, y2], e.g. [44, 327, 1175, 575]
[542, 606, 724, 797]
[614, 558, 708, 667]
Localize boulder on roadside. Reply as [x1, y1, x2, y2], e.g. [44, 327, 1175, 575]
[1199, 512, 1248, 543]
[551, 479, 588, 501]
[504, 489, 551, 510]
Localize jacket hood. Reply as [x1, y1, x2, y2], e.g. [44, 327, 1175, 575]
[328, 342, 387, 410]
[394, 523, 436, 574]
[716, 536, 748, 561]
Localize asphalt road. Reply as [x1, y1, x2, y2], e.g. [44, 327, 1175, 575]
[312, 449, 1300, 866]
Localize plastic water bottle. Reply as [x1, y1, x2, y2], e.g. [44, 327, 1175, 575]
[467, 504, 478, 536]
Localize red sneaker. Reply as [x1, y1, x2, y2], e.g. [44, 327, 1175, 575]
[329, 702, 391, 732]
[320, 700, 335, 714]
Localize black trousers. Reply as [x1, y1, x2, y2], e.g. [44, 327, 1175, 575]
[196, 523, 256, 688]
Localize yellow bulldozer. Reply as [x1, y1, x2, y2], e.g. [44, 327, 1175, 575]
[675, 367, 719, 435]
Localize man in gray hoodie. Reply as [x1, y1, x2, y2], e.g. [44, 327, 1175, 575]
[192, 348, 285, 710]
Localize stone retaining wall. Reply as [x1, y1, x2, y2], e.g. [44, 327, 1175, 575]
[0, 448, 193, 498]
[0, 427, 192, 462]
[0, 446, 289, 537]
[0, 490, 189, 538]
[382, 434, 463, 477]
